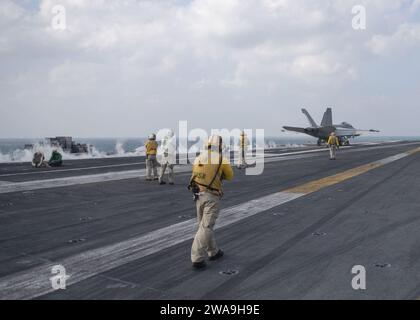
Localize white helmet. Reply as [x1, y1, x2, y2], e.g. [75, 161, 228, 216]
[166, 129, 174, 138]
[148, 133, 156, 140]
[206, 135, 223, 149]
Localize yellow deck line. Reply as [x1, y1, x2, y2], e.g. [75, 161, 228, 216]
[407, 147, 420, 155]
[286, 147, 420, 195]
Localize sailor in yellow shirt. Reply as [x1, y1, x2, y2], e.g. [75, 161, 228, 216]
[189, 135, 234, 269]
[145, 133, 159, 181]
[327, 132, 340, 160]
[238, 130, 249, 169]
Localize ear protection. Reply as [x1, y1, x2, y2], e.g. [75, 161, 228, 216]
[207, 136, 223, 153]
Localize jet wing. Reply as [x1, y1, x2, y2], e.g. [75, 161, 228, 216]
[283, 126, 307, 134]
[354, 129, 381, 134]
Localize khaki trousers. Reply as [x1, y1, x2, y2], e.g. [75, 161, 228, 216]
[191, 192, 220, 263]
[159, 163, 174, 183]
[329, 145, 337, 159]
[146, 154, 158, 179]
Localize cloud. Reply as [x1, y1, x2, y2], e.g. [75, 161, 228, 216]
[291, 54, 342, 77]
[0, 0, 25, 22]
[411, 0, 420, 13]
[1, 0, 420, 137]
[367, 22, 420, 55]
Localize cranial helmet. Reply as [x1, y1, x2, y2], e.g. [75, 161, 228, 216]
[207, 135, 222, 148]
[148, 133, 156, 140]
[166, 129, 174, 138]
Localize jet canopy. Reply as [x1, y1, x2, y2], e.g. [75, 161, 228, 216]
[340, 122, 354, 129]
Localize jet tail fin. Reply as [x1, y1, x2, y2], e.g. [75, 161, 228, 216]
[301, 108, 318, 128]
[321, 108, 333, 127]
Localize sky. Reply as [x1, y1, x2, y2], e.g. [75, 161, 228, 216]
[1, 0, 420, 138]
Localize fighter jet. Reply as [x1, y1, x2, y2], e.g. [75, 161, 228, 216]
[283, 108, 380, 146]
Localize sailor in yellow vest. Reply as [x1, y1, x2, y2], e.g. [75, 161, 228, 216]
[145, 133, 159, 181]
[327, 132, 340, 160]
[238, 130, 249, 169]
[189, 135, 234, 269]
[158, 130, 176, 185]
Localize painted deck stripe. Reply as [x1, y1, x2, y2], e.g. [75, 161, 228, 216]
[286, 147, 420, 195]
[1, 141, 415, 180]
[0, 162, 146, 177]
[0, 153, 313, 194]
[0, 157, 186, 178]
[0, 148, 327, 179]
[0, 191, 303, 300]
[0, 154, 314, 194]
[0, 147, 322, 178]
[0, 147, 419, 300]
[0, 167, 193, 194]
[2, 142, 419, 195]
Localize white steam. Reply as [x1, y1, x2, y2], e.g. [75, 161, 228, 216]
[0, 140, 313, 163]
[0, 142, 146, 163]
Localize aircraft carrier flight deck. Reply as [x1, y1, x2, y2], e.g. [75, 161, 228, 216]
[1, 140, 420, 300]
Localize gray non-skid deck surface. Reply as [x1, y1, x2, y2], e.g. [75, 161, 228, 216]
[0, 141, 419, 299]
[0, 142, 401, 183]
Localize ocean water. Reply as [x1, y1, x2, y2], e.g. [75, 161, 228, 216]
[0, 136, 419, 163]
[0, 138, 147, 163]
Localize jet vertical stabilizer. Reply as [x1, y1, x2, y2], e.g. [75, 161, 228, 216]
[301, 108, 318, 128]
[321, 108, 333, 127]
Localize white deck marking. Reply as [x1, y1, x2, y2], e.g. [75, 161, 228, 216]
[0, 146, 419, 299]
[0, 146, 346, 178]
[0, 162, 146, 177]
[0, 167, 192, 194]
[376, 153, 408, 165]
[0, 150, 326, 178]
[0, 157, 187, 178]
[1, 142, 419, 194]
[0, 191, 303, 300]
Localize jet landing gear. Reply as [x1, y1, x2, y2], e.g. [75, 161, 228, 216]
[340, 138, 350, 146]
[317, 139, 323, 146]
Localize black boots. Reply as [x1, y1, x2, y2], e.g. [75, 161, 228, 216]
[192, 261, 206, 270]
[209, 249, 224, 261]
[192, 250, 224, 270]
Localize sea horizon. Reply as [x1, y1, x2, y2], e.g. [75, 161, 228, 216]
[1, 135, 420, 163]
